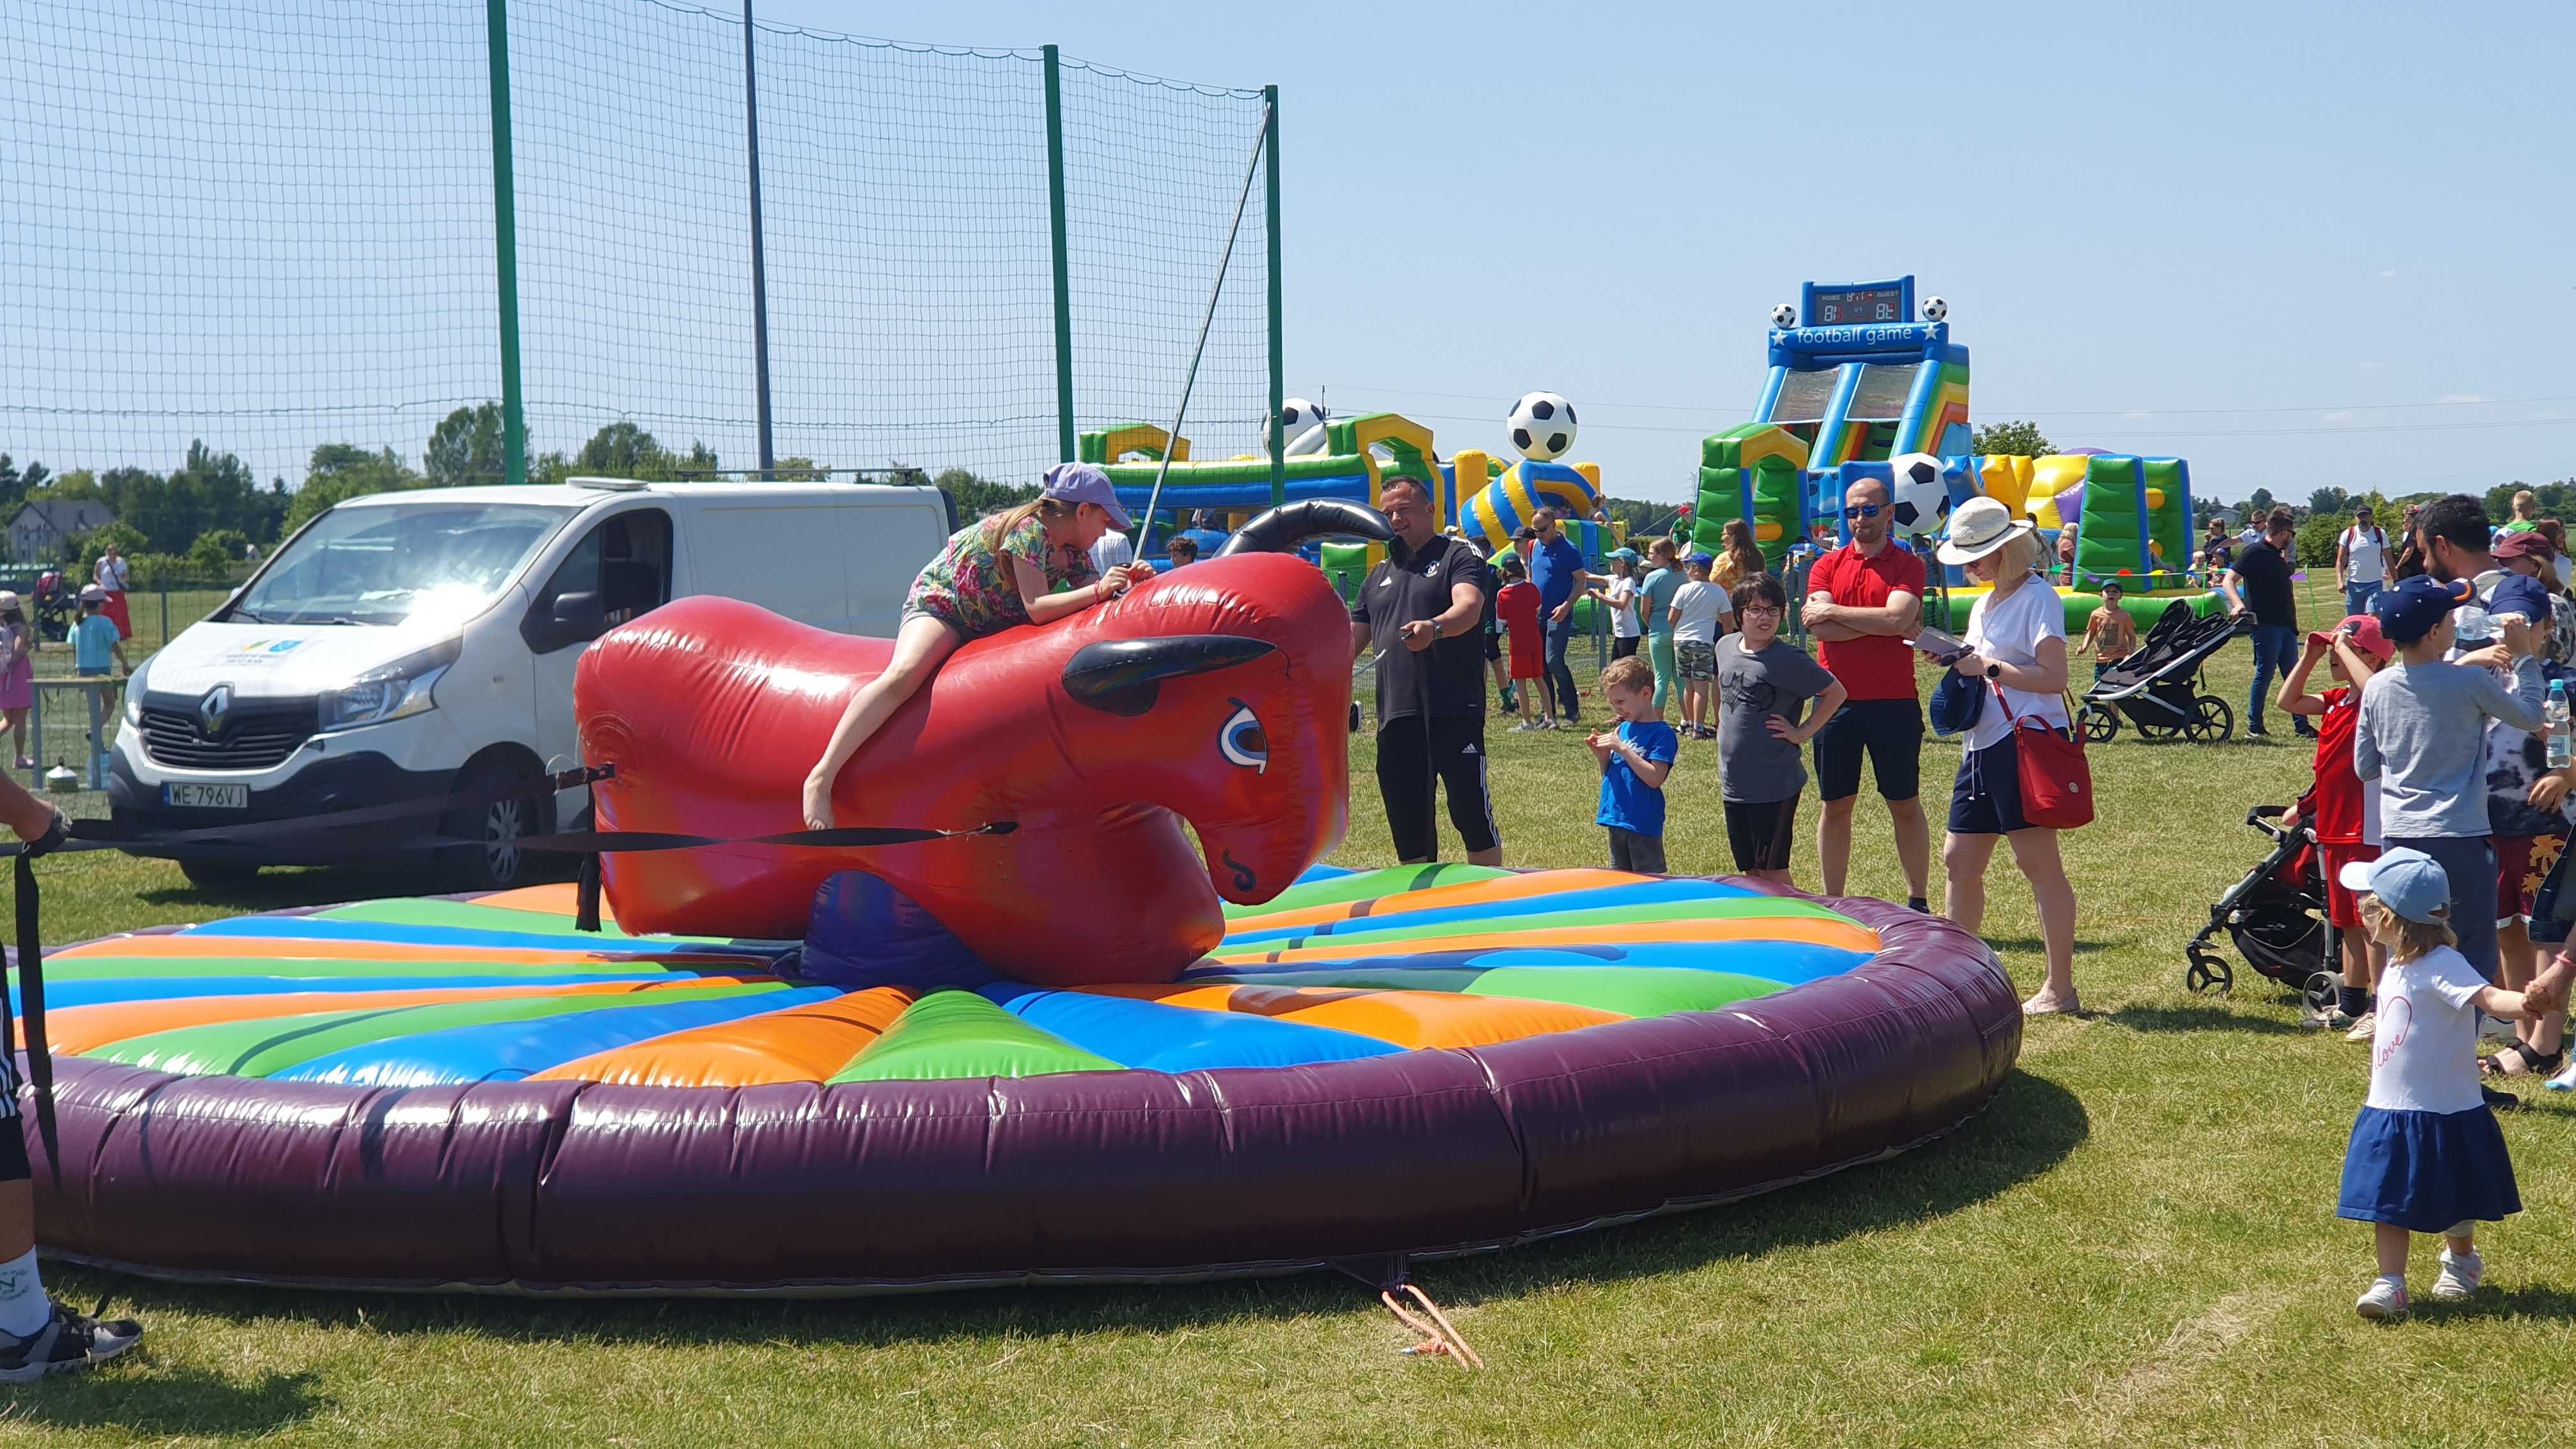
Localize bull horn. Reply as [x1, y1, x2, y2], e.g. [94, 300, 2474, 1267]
[1062, 635, 1278, 717]
[1215, 500, 1395, 557]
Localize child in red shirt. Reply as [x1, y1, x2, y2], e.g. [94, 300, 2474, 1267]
[2280, 613, 2396, 1034]
[1496, 557, 1549, 730]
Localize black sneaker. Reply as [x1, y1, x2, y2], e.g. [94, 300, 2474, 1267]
[0, 1300, 143, 1383]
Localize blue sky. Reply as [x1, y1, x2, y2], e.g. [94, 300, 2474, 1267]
[756, 0, 2576, 505]
[7, 1, 2568, 509]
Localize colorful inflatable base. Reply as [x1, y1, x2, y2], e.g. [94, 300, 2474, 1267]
[26, 865, 2019, 1295]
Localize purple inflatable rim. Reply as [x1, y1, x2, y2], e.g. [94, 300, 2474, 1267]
[27, 891, 2021, 1296]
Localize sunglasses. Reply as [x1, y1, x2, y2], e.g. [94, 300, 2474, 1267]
[1843, 503, 1882, 519]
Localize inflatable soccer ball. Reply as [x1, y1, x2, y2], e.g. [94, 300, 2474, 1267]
[1507, 391, 1577, 461]
[1278, 397, 1330, 456]
[1921, 296, 1948, 323]
[1770, 302, 1797, 328]
[1889, 453, 1951, 537]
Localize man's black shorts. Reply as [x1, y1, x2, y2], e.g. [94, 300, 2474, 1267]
[1376, 713, 1499, 862]
[1813, 697, 1924, 802]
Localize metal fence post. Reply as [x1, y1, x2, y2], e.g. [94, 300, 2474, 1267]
[1263, 84, 1283, 508]
[486, 0, 527, 485]
[1043, 46, 1075, 463]
[742, 0, 774, 477]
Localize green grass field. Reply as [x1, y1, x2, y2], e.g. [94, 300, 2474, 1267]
[11, 572, 2576, 1448]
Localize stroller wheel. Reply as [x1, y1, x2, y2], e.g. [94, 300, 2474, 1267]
[2080, 703, 2119, 744]
[2183, 695, 2232, 744]
[2185, 946, 2234, 995]
[2303, 969, 2341, 1015]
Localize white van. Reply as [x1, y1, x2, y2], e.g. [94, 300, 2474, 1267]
[107, 479, 953, 888]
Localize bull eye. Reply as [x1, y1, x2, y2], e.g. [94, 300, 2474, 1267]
[1219, 700, 1268, 773]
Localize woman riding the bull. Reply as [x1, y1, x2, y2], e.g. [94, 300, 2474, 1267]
[801, 463, 1149, 829]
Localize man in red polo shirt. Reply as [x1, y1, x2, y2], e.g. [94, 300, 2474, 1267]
[1801, 475, 1931, 912]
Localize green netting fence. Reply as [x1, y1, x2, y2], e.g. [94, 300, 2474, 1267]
[3, 0, 1281, 502]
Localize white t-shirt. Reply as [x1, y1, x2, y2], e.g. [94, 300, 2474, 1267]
[1088, 531, 1134, 575]
[1962, 572, 2070, 751]
[1606, 576, 1640, 639]
[1670, 580, 1728, 645]
[2340, 526, 2386, 585]
[2365, 945, 2487, 1114]
[95, 555, 128, 592]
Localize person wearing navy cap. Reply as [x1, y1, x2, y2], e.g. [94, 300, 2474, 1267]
[2453, 533, 2575, 1080]
[2336, 847, 2539, 1319]
[801, 463, 1147, 829]
[2354, 574, 2547, 1022]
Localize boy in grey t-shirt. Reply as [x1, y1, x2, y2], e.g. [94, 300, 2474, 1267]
[1715, 574, 1847, 884]
[2354, 575, 2547, 983]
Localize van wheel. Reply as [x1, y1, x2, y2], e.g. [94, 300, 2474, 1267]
[179, 860, 259, 891]
[446, 762, 545, 891]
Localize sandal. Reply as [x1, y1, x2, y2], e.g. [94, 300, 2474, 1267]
[2021, 990, 2082, 1017]
[2483, 1041, 2566, 1078]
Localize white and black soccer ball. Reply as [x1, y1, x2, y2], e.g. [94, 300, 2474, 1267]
[1278, 397, 1330, 456]
[1887, 452, 1951, 537]
[1921, 296, 1948, 323]
[1770, 302, 1797, 328]
[1506, 391, 1577, 461]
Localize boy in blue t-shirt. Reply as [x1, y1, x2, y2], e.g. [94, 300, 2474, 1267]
[72, 586, 128, 678]
[1587, 654, 1678, 873]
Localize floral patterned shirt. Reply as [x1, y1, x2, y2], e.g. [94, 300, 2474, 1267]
[904, 513, 1100, 639]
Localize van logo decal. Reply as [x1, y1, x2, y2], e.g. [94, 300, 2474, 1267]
[197, 685, 233, 737]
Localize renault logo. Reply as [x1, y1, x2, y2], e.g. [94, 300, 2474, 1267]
[197, 685, 233, 737]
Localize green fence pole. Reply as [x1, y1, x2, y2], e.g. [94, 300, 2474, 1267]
[1263, 86, 1284, 508]
[1043, 46, 1075, 464]
[486, 0, 527, 486]
[742, 0, 776, 477]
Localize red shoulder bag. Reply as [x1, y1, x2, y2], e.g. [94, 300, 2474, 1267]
[1993, 682, 2093, 830]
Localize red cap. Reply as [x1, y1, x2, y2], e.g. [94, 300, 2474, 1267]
[2312, 613, 2393, 661]
[2495, 530, 2552, 560]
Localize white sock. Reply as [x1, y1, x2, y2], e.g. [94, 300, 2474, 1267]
[0, 1248, 45, 1337]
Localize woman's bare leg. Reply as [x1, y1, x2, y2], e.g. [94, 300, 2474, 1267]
[2007, 825, 2079, 1003]
[1943, 830, 1997, 934]
[801, 616, 961, 829]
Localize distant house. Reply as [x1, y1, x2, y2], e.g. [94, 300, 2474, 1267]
[8, 500, 115, 565]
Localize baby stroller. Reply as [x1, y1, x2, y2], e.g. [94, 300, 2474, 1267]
[2080, 602, 2251, 744]
[28, 571, 73, 643]
[2183, 799, 2340, 1011]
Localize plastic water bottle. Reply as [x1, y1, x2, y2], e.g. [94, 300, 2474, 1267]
[2550, 680, 2572, 769]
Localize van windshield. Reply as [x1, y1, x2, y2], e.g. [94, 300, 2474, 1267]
[229, 501, 577, 627]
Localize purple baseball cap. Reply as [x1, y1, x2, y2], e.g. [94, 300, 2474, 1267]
[1041, 463, 1130, 530]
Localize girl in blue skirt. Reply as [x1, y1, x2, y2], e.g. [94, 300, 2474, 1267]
[2338, 847, 2538, 1320]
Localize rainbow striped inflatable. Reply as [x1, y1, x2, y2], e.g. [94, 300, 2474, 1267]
[26, 864, 2016, 1294]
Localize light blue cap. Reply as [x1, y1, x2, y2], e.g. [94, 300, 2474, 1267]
[2338, 847, 2450, 924]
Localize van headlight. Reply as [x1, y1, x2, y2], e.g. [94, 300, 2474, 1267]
[122, 654, 150, 725]
[317, 639, 460, 734]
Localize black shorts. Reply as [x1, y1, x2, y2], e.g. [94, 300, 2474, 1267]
[1948, 730, 2032, 835]
[1813, 697, 1923, 802]
[1611, 635, 1641, 661]
[0, 1056, 23, 1186]
[1483, 629, 1501, 663]
[1724, 796, 1799, 874]
[1376, 713, 1499, 862]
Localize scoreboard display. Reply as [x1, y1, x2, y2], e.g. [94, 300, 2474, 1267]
[1808, 286, 1905, 326]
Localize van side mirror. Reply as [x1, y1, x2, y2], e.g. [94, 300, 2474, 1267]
[521, 589, 606, 654]
[552, 590, 606, 638]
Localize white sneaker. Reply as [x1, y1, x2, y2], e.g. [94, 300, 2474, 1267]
[2431, 1248, 2483, 1302]
[2550, 1056, 2576, 1092]
[2345, 1010, 2377, 1042]
[2355, 1275, 2409, 1321]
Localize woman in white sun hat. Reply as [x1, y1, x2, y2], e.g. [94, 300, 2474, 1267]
[1936, 496, 2082, 1015]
